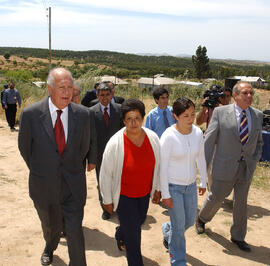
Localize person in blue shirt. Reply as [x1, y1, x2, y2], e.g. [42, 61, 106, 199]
[2, 82, 21, 131]
[145, 87, 175, 138]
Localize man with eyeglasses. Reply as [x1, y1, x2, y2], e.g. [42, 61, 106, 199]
[195, 82, 263, 253]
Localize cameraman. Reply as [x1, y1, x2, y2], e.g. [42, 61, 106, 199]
[196, 86, 232, 129]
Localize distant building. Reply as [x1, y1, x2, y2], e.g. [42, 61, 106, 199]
[32, 81, 46, 87]
[95, 75, 128, 85]
[233, 76, 266, 87]
[179, 81, 204, 88]
[137, 74, 181, 90]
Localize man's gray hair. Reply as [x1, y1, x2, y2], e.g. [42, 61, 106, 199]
[97, 82, 112, 93]
[47, 68, 74, 88]
[233, 81, 253, 95]
[74, 82, 82, 92]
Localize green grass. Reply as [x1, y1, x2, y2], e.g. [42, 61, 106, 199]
[252, 162, 270, 190]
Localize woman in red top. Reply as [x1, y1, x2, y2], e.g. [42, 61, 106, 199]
[100, 99, 161, 266]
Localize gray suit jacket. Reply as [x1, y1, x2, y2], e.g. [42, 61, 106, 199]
[205, 104, 263, 181]
[90, 102, 123, 167]
[18, 98, 95, 208]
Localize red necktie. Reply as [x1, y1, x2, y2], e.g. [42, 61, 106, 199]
[54, 109, 66, 156]
[104, 107, 109, 126]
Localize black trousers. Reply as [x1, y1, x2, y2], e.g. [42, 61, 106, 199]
[116, 194, 150, 266]
[34, 178, 86, 266]
[6, 104, 17, 128]
[95, 162, 106, 211]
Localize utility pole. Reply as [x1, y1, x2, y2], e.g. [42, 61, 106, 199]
[48, 7, 52, 70]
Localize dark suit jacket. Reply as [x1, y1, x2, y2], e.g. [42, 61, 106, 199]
[18, 98, 95, 208]
[90, 102, 123, 167]
[89, 96, 125, 108]
[81, 89, 97, 107]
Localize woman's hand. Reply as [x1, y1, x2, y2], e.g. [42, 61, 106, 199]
[152, 190, 161, 204]
[198, 187, 206, 196]
[103, 203, 114, 214]
[162, 198, 173, 209]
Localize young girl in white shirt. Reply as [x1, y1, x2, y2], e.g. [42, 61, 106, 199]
[160, 97, 207, 266]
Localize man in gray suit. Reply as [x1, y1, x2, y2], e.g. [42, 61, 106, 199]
[90, 82, 123, 220]
[18, 68, 96, 265]
[196, 82, 263, 252]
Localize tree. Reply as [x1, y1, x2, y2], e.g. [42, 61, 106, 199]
[192, 45, 211, 79]
[4, 52, 10, 60]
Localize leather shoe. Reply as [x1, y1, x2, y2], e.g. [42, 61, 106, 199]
[195, 217, 205, 234]
[231, 238, 251, 252]
[163, 238, 168, 250]
[102, 211, 111, 220]
[41, 249, 53, 265]
[60, 230, 66, 238]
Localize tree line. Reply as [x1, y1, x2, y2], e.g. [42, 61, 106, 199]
[0, 46, 270, 82]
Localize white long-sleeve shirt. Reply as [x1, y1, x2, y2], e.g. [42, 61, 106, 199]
[160, 124, 208, 199]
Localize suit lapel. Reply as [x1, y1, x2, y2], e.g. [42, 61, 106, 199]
[226, 104, 239, 139]
[95, 104, 106, 126]
[40, 98, 57, 147]
[66, 103, 77, 149]
[246, 107, 256, 144]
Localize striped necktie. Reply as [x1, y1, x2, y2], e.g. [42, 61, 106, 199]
[239, 110, 248, 145]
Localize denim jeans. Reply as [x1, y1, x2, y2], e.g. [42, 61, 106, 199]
[162, 182, 197, 266]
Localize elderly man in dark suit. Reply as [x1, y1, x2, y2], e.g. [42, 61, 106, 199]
[18, 68, 96, 266]
[196, 82, 263, 252]
[90, 82, 123, 220]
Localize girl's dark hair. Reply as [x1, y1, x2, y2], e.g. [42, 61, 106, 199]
[172, 97, 195, 116]
[121, 98, 145, 120]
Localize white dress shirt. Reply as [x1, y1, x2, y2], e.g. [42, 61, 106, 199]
[99, 102, 110, 116]
[48, 97, 68, 142]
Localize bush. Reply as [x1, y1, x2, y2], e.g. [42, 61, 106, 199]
[170, 84, 204, 112]
[5, 70, 33, 83]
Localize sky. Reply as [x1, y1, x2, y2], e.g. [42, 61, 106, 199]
[1, 0, 270, 62]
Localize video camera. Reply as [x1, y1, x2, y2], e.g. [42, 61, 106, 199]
[202, 85, 225, 108]
[263, 110, 270, 132]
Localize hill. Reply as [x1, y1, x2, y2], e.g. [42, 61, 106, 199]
[1, 47, 270, 80]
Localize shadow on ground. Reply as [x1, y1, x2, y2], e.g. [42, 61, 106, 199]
[205, 229, 270, 265]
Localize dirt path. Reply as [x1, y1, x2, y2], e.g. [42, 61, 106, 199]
[0, 117, 269, 266]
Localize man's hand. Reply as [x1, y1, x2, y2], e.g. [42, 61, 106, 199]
[152, 190, 161, 204]
[198, 187, 206, 196]
[103, 203, 114, 214]
[4, 105, 7, 109]
[87, 163, 96, 172]
[162, 198, 173, 209]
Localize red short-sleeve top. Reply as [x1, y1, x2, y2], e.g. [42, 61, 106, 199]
[120, 133, 155, 198]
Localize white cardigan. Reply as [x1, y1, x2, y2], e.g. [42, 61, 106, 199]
[99, 127, 160, 211]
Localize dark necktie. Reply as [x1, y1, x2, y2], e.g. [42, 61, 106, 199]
[54, 109, 66, 155]
[163, 110, 169, 128]
[104, 107, 109, 126]
[239, 110, 248, 145]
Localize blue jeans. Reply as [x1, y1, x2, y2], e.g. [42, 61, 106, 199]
[162, 182, 197, 266]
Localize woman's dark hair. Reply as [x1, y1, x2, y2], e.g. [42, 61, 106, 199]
[172, 97, 195, 116]
[121, 98, 145, 120]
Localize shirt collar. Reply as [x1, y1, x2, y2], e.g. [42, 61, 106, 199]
[157, 106, 167, 112]
[99, 102, 110, 112]
[48, 97, 68, 114]
[234, 103, 250, 116]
